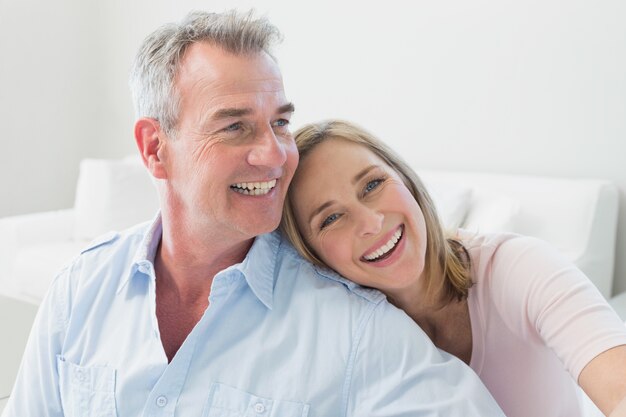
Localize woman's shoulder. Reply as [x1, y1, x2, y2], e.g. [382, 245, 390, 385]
[457, 228, 539, 249]
[456, 230, 560, 271]
[458, 230, 576, 314]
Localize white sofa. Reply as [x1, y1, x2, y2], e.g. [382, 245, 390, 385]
[0, 156, 160, 304]
[0, 157, 621, 416]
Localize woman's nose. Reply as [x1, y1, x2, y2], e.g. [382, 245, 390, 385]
[356, 206, 384, 237]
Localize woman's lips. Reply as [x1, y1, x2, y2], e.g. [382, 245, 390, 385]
[361, 225, 404, 263]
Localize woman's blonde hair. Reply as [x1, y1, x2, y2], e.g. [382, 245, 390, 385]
[280, 120, 472, 302]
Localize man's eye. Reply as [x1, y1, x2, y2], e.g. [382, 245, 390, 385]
[364, 179, 383, 194]
[320, 213, 341, 230]
[273, 119, 290, 128]
[224, 122, 243, 132]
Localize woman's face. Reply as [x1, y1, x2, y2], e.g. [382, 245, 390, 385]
[290, 138, 428, 296]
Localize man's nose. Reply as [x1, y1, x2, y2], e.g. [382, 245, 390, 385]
[247, 126, 287, 168]
[356, 205, 384, 237]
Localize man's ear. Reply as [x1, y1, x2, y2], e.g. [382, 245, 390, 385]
[134, 117, 168, 179]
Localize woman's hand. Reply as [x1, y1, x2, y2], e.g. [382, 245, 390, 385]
[579, 345, 626, 416]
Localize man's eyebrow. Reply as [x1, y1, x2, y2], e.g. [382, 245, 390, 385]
[308, 201, 335, 225]
[352, 165, 378, 185]
[278, 102, 295, 114]
[212, 107, 253, 120]
[210, 102, 294, 121]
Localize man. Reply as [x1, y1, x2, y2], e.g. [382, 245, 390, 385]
[3, 10, 503, 416]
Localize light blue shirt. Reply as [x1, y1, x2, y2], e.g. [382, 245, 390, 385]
[3, 215, 503, 417]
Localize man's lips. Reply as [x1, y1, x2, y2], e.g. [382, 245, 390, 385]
[230, 179, 277, 195]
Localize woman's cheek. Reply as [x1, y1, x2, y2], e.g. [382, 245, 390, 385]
[328, 236, 356, 273]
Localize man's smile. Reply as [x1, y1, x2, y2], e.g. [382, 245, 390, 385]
[230, 179, 277, 195]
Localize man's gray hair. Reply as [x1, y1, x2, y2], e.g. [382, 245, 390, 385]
[129, 10, 282, 138]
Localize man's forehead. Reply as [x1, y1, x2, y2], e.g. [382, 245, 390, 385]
[176, 45, 286, 106]
[172, 44, 290, 121]
[204, 77, 286, 95]
[178, 42, 283, 85]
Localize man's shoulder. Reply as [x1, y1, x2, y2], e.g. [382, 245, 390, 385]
[61, 221, 151, 291]
[78, 221, 150, 258]
[272, 232, 387, 306]
[270, 232, 426, 347]
[79, 231, 121, 254]
[41, 221, 152, 322]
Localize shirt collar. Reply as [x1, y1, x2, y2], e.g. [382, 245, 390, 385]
[117, 213, 162, 293]
[236, 231, 281, 310]
[118, 213, 281, 310]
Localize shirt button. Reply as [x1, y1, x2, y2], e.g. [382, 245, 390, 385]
[254, 403, 265, 413]
[75, 369, 86, 382]
[156, 396, 168, 407]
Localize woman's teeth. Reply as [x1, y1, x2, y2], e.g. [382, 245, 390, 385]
[231, 179, 277, 195]
[363, 227, 403, 261]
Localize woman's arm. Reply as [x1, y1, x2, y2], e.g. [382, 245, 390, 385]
[579, 345, 626, 416]
[485, 235, 626, 415]
[610, 395, 626, 417]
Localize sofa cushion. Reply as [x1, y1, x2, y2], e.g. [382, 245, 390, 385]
[420, 178, 472, 230]
[13, 241, 87, 302]
[463, 196, 521, 234]
[73, 157, 159, 241]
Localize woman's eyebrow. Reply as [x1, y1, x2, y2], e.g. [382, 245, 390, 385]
[306, 165, 379, 225]
[308, 201, 334, 225]
[352, 165, 378, 185]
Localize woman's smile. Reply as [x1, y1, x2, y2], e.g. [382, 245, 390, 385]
[361, 224, 404, 263]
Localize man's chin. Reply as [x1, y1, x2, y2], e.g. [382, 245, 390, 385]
[256, 221, 281, 236]
[236, 217, 282, 239]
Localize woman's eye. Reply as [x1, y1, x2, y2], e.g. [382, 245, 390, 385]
[364, 179, 383, 194]
[320, 213, 341, 230]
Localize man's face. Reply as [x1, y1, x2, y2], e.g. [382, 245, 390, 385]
[159, 42, 298, 242]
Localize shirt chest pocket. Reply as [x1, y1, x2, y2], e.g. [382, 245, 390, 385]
[203, 383, 310, 417]
[57, 355, 118, 417]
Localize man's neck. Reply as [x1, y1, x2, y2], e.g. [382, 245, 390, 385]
[155, 214, 255, 299]
[156, 239, 252, 294]
[153, 216, 256, 362]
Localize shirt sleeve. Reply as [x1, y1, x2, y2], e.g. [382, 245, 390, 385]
[488, 236, 626, 380]
[2, 265, 73, 417]
[345, 300, 505, 417]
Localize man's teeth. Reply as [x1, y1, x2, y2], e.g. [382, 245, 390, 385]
[231, 179, 277, 195]
[364, 227, 403, 261]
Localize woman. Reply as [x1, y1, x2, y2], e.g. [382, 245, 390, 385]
[280, 120, 626, 417]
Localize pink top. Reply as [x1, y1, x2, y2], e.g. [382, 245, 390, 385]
[462, 232, 626, 417]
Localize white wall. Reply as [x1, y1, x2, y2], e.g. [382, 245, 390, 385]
[0, 0, 106, 216]
[2, 0, 626, 293]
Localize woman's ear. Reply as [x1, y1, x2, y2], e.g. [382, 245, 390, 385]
[134, 117, 168, 179]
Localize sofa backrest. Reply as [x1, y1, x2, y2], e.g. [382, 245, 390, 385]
[73, 156, 160, 241]
[419, 170, 619, 299]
